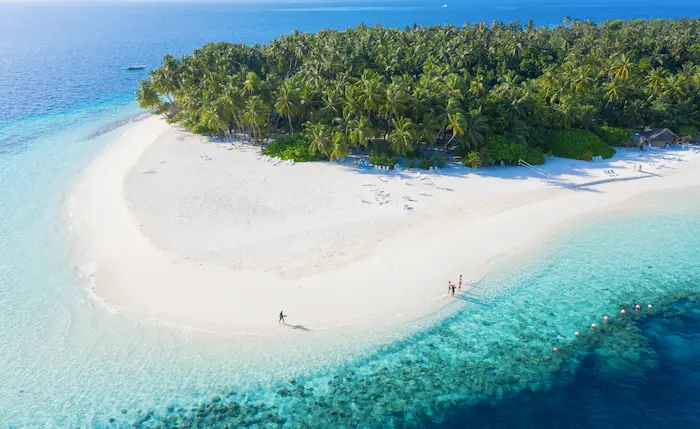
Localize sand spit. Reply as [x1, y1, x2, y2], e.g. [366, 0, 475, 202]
[69, 116, 700, 335]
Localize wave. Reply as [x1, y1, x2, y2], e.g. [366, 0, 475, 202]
[84, 112, 151, 141]
[0, 98, 140, 155]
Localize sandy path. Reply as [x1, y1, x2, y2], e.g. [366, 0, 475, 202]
[69, 116, 700, 335]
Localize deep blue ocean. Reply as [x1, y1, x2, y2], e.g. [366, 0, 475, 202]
[1, 1, 700, 427]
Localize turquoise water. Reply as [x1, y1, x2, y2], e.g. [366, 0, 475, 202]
[122, 191, 700, 428]
[2, 1, 700, 427]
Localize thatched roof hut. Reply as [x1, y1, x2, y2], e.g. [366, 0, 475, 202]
[634, 128, 679, 148]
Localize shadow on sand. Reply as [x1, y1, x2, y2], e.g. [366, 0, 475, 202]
[284, 323, 313, 332]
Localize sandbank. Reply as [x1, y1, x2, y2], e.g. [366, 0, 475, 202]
[69, 116, 700, 335]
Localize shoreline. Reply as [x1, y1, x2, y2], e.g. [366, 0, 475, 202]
[68, 116, 700, 336]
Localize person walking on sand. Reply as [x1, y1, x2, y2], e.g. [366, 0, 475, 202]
[447, 281, 452, 296]
[279, 311, 287, 324]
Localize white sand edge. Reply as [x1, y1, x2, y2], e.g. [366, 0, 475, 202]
[69, 116, 700, 336]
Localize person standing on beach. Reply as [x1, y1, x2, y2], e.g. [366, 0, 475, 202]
[458, 275, 462, 291]
[279, 311, 287, 324]
[448, 281, 452, 296]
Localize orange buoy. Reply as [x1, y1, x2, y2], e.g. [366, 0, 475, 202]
[621, 309, 627, 315]
[635, 304, 641, 311]
[591, 323, 597, 329]
[648, 304, 653, 309]
[574, 331, 580, 337]
[553, 347, 558, 353]
[604, 316, 609, 322]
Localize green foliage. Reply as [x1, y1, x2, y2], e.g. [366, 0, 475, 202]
[419, 157, 434, 170]
[463, 152, 482, 169]
[595, 125, 634, 147]
[401, 152, 448, 170]
[143, 19, 700, 161]
[678, 125, 699, 137]
[262, 134, 319, 162]
[369, 151, 398, 169]
[546, 130, 616, 161]
[477, 136, 545, 166]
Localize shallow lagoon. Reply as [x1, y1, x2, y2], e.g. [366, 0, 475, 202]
[3, 111, 698, 426]
[128, 189, 700, 428]
[2, 2, 700, 426]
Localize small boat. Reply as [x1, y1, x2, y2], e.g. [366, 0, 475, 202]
[127, 63, 145, 71]
[442, 3, 448, 7]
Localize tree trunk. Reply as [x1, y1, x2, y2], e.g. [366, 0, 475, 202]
[444, 133, 456, 149]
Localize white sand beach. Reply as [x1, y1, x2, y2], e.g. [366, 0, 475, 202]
[69, 116, 700, 335]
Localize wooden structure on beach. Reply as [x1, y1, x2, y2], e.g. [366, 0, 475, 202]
[633, 128, 680, 148]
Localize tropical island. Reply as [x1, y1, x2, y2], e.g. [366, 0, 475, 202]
[68, 19, 700, 335]
[137, 18, 700, 167]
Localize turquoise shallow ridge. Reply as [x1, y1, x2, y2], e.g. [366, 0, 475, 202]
[123, 190, 700, 428]
[2, 1, 700, 427]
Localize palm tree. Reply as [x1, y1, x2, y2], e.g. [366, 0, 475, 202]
[504, 117, 531, 146]
[305, 122, 331, 156]
[200, 100, 229, 140]
[223, 79, 246, 136]
[150, 54, 179, 103]
[348, 116, 373, 150]
[570, 66, 594, 93]
[445, 108, 466, 147]
[552, 98, 576, 129]
[329, 131, 349, 162]
[443, 74, 466, 100]
[465, 151, 481, 169]
[469, 75, 486, 98]
[611, 54, 633, 81]
[603, 79, 621, 104]
[417, 117, 442, 149]
[322, 89, 342, 115]
[645, 68, 668, 97]
[379, 82, 408, 135]
[389, 116, 415, 156]
[243, 96, 267, 140]
[275, 79, 300, 133]
[357, 70, 385, 121]
[136, 80, 162, 111]
[663, 74, 687, 103]
[141, 19, 698, 162]
[461, 110, 489, 150]
[243, 71, 261, 95]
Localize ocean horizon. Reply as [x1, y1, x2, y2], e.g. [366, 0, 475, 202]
[1, 1, 700, 427]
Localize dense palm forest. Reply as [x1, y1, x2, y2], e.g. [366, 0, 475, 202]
[137, 18, 700, 165]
